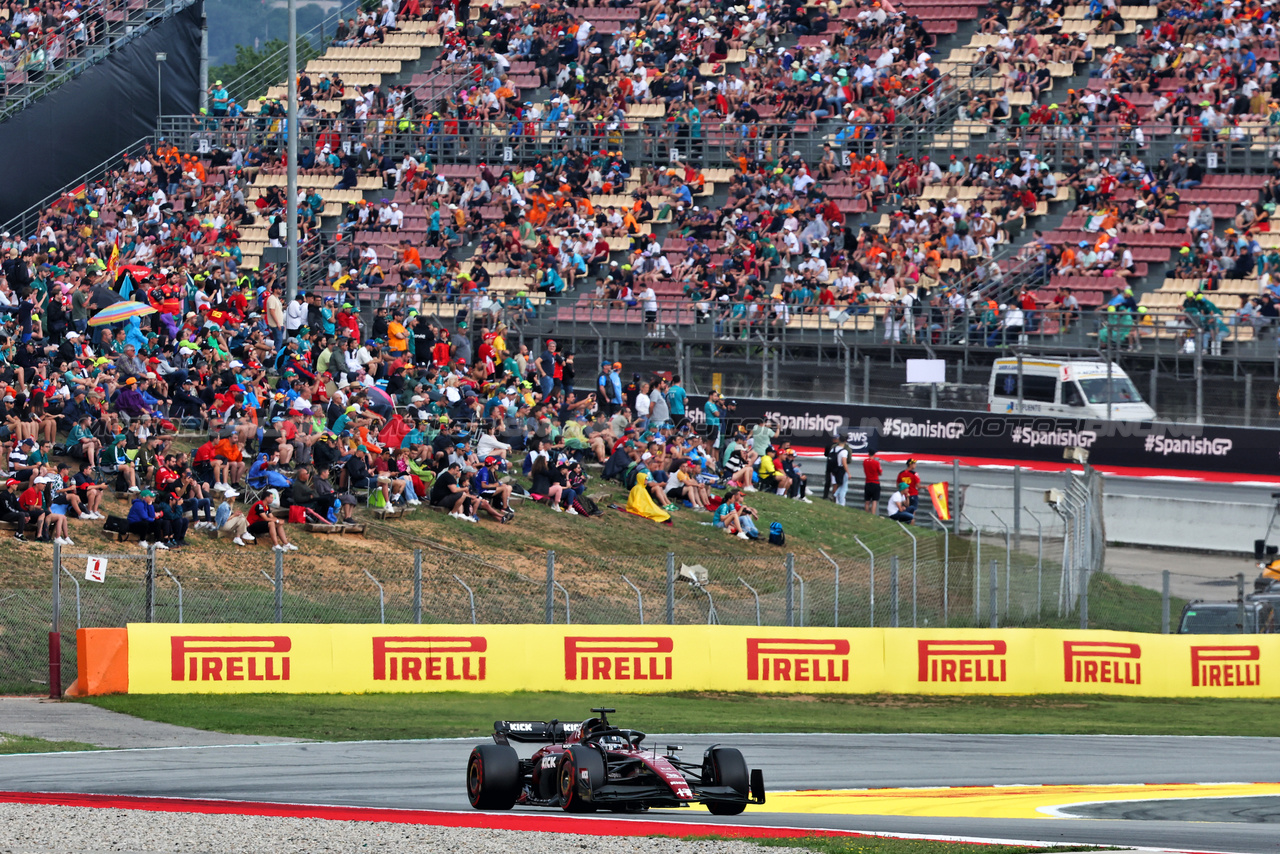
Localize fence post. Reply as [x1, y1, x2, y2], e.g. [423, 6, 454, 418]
[666, 552, 675, 625]
[896, 522, 917, 628]
[890, 556, 899, 628]
[819, 549, 840, 627]
[51, 542, 61, 632]
[942, 522, 949, 626]
[1013, 466, 1022, 550]
[1245, 373, 1253, 427]
[413, 549, 423, 624]
[1079, 563, 1089, 630]
[1238, 572, 1247, 634]
[1161, 570, 1171, 634]
[785, 553, 795, 627]
[1023, 506, 1044, 618]
[545, 551, 555, 625]
[989, 559, 998, 629]
[853, 536, 874, 628]
[146, 545, 156, 623]
[50, 542, 62, 700]
[952, 459, 961, 536]
[274, 549, 284, 623]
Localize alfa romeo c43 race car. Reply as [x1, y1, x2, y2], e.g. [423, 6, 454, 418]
[466, 707, 765, 814]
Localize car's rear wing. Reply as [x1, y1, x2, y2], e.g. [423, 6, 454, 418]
[493, 720, 581, 745]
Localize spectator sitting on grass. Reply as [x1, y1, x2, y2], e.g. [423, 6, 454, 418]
[530, 454, 575, 514]
[430, 460, 479, 522]
[756, 447, 793, 497]
[216, 488, 253, 546]
[664, 460, 713, 512]
[713, 487, 760, 541]
[887, 481, 915, 524]
[721, 434, 756, 491]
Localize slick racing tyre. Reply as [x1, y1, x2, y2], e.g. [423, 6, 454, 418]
[467, 743, 521, 810]
[703, 746, 749, 815]
[558, 745, 604, 812]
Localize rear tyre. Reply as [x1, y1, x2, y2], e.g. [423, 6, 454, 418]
[704, 747, 749, 815]
[558, 745, 604, 812]
[467, 744, 521, 810]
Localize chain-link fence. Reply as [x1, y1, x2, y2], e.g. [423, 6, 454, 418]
[0, 497, 1187, 695]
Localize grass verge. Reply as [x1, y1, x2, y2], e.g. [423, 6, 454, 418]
[0, 732, 101, 755]
[747, 837, 1098, 854]
[79, 691, 1280, 741]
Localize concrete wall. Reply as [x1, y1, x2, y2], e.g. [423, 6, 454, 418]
[959, 484, 1271, 555]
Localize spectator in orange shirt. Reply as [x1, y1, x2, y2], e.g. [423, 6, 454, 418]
[397, 240, 422, 276]
[387, 311, 410, 355]
[213, 435, 246, 492]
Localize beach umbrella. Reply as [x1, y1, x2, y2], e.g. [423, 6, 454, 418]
[366, 386, 395, 408]
[88, 300, 157, 327]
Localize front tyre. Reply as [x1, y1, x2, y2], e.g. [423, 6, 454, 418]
[467, 744, 521, 810]
[558, 745, 604, 812]
[704, 746, 749, 816]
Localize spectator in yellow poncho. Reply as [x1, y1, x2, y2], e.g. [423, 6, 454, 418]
[626, 471, 669, 523]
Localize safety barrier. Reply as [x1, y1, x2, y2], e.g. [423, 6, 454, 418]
[75, 624, 1280, 698]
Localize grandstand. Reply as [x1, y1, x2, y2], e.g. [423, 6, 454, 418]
[0, 0, 1274, 550]
[144, 0, 1269, 370]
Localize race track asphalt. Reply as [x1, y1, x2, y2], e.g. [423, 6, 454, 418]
[3, 733, 1280, 852]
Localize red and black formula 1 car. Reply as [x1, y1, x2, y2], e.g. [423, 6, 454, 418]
[466, 707, 765, 815]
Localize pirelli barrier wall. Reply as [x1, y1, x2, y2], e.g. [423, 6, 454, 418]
[72, 625, 1275, 698]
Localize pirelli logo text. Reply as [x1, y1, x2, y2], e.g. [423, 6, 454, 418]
[1191, 645, 1261, 688]
[373, 636, 487, 682]
[917, 640, 1007, 683]
[1063, 641, 1141, 685]
[746, 638, 850, 682]
[564, 636, 673, 681]
[171, 636, 291, 682]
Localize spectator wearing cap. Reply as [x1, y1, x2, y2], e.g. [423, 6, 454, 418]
[103, 434, 140, 493]
[896, 458, 921, 516]
[756, 446, 793, 497]
[780, 447, 811, 503]
[126, 489, 167, 549]
[476, 456, 515, 521]
[0, 477, 32, 540]
[596, 361, 621, 417]
[887, 481, 915, 524]
[387, 311, 410, 356]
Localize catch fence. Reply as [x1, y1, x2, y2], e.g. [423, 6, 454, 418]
[0, 513, 1158, 695]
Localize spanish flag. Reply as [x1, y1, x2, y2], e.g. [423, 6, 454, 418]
[106, 240, 119, 274]
[928, 482, 951, 522]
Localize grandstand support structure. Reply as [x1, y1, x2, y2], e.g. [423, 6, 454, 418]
[0, 0, 201, 125]
[0, 137, 154, 239]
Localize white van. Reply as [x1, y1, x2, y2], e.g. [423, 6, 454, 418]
[988, 358, 1156, 421]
